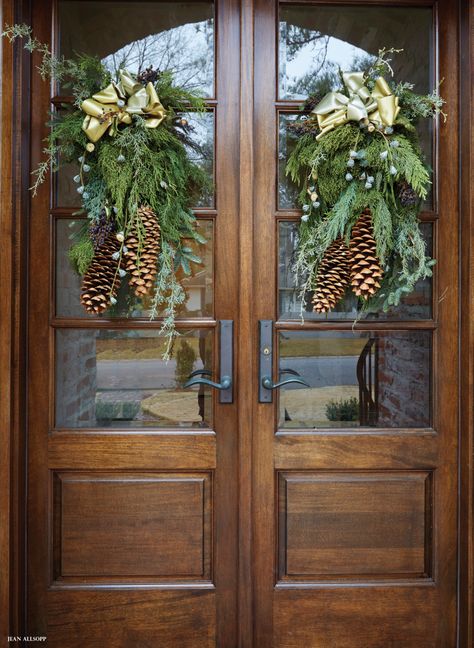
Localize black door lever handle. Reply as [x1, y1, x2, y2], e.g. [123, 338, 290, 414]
[259, 320, 310, 402]
[183, 321, 233, 403]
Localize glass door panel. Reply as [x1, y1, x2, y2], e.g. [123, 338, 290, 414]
[55, 218, 214, 318]
[55, 328, 214, 428]
[278, 221, 433, 320]
[278, 4, 435, 208]
[58, 0, 216, 97]
[277, 329, 431, 429]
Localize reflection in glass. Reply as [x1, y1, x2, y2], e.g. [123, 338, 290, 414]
[279, 6, 432, 100]
[278, 221, 433, 320]
[56, 329, 213, 428]
[56, 158, 81, 208]
[56, 219, 214, 319]
[278, 113, 300, 209]
[182, 111, 215, 208]
[278, 6, 434, 207]
[278, 330, 431, 429]
[59, 1, 215, 96]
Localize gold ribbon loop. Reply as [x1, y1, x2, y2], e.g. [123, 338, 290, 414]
[312, 73, 400, 140]
[81, 69, 167, 143]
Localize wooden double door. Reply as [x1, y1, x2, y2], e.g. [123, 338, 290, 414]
[26, 0, 460, 645]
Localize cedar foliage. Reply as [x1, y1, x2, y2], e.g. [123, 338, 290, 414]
[286, 49, 443, 316]
[4, 23, 211, 358]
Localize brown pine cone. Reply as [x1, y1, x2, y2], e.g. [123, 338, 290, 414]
[124, 205, 160, 297]
[80, 232, 122, 314]
[349, 208, 383, 299]
[312, 237, 351, 313]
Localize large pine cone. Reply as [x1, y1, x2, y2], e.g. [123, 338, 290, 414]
[312, 237, 351, 313]
[80, 232, 122, 314]
[124, 206, 160, 297]
[349, 209, 383, 299]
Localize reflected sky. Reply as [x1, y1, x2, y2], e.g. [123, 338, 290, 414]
[279, 5, 432, 100]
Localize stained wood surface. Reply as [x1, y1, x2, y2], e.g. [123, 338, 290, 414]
[459, 0, 474, 644]
[0, 0, 31, 641]
[47, 590, 216, 648]
[54, 472, 212, 580]
[48, 432, 217, 469]
[253, 0, 460, 646]
[1, 0, 471, 645]
[25, 0, 240, 644]
[278, 472, 431, 579]
[273, 586, 440, 648]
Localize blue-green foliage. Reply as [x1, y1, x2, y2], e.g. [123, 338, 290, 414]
[285, 55, 442, 315]
[2, 24, 211, 355]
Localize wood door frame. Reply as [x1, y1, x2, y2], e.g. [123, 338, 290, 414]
[458, 0, 474, 644]
[0, 0, 472, 644]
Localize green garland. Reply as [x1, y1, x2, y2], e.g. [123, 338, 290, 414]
[286, 48, 445, 316]
[3, 24, 211, 358]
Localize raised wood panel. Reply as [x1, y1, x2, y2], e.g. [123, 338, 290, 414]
[278, 472, 432, 580]
[48, 433, 216, 470]
[47, 589, 215, 648]
[275, 432, 438, 470]
[53, 472, 212, 581]
[273, 586, 439, 648]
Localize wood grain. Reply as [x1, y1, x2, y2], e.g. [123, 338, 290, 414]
[0, 0, 15, 641]
[213, 0, 241, 643]
[26, 0, 240, 644]
[275, 431, 438, 470]
[48, 433, 216, 470]
[459, 0, 474, 644]
[273, 586, 439, 648]
[278, 472, 431, 579]
[238, 0, 255, 643]
[54, 472, 212, 581]
[0, 0, 32, 641]
[253, 0, 460, 645]
[47, 589, 216, 648]
[2, 0, 471, 644]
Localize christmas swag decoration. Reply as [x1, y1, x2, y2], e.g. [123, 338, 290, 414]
[287, 48, 445, 316]
[3, 24, 211, 357]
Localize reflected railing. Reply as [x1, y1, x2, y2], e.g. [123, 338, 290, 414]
[357, 337, 379, 427]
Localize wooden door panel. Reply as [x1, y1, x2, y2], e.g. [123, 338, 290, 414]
[48, 432, 217, 469]
[53, 472, 212, 581]
[254, 0, 459, 646]
[274, 431, 438, 469]
[273, 587, 440, 648]
[24, 0, 460, 644]
[27, 0, 240, 645]
[278, 471, 431, 579]
[47, 590, 216, 648]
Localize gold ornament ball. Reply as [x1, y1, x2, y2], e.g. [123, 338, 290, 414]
[310, 192, 318, 202]
[86, 142, 95, 152]
[367, 124, 375, 133]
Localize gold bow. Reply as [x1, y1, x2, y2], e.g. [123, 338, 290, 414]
[81, 69, 167, 143]
[312, 72, 400, 140]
